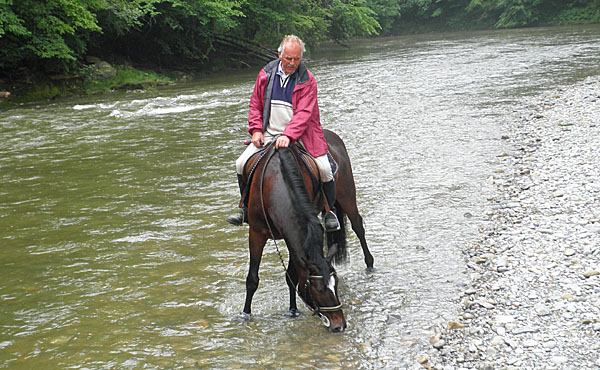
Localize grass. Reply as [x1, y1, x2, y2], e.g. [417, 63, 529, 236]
[83, 65, 172, 94]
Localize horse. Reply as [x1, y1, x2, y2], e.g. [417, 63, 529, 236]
[240, 129, 374, 332]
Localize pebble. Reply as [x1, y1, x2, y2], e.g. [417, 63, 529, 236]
[583, 270, 599, 278]
[416, 77, 600, 370]
[552, 356, 569, 365]
[432, 339, 446, 349]
[534, 303, 551, 316]
[447, 321, 466, 330]
[490, 336, 505, 346]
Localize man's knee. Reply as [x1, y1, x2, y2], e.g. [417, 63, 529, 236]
[235, 158, 246, 174]
[315, 155, 334, 182]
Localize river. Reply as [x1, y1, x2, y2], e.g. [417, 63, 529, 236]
[2, 25, 600, 369]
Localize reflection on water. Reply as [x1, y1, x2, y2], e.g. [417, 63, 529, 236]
[2, 25, 600, 369]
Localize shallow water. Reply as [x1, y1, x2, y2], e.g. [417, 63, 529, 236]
[2, 25, 600, 369]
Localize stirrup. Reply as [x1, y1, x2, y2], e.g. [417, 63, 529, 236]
[323, 211, 340, 232]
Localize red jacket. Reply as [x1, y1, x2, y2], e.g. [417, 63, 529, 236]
[248, 60, 328, 157]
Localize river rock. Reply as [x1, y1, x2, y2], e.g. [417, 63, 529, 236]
[432, 339, 446, 349]
[94, 60, 117, 79]
[583, 270, 599, 278]
[415, 76, 600, 370]
[447, 321, 466, 330]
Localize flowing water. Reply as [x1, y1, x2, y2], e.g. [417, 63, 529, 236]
[2, 25, 600, 369]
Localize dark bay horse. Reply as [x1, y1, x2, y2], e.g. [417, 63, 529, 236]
[241, 129, 374, 332]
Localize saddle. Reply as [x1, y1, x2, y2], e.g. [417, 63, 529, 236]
[239, 143, 337, 210]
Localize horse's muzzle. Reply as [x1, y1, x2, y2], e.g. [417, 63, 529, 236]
[328, 319, 347, 332]
[321, 311, 346, 332]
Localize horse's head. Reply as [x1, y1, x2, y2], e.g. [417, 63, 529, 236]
[301, 244, 347, 332]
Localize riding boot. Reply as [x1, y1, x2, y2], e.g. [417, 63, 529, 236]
[226, 175, 248, 226]
[322, 180, 341, 232]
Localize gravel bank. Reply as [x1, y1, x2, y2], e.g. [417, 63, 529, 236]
[416, 76, 600, 369]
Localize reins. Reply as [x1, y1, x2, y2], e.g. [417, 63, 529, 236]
[257, 143, 342, 323]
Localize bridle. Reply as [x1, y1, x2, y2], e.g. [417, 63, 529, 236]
[305, 272, 343, 310]
[258, 143, 343, 326]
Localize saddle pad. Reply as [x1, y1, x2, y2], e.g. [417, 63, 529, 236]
[327, 151, 338, 177]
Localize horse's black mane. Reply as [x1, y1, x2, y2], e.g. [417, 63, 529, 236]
[278, 147, 330, 278]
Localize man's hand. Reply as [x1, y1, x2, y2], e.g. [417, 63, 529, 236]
[251, 132, 264, 148]
[275, 135, 290, 149]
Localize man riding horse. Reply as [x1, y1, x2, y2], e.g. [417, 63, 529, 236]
[227, 35, 340, 232]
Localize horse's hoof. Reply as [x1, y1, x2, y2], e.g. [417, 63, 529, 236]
[238, 312, 251, 322]
[286, 309, 302, 318]
[366, 266, 375, 273]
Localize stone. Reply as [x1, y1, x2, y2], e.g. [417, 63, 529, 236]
[512, 326, 538, 334]
[476, 300, 495, 309]
[447, 321, 466, 330]
[491, 336, 505, 346]
[551, 356, 569, 365]
[95, 61, 117, 79]
[534, 303, 552, 316]
[432, 340, 446, 349]
[496, 315, 515, 324]
[583, 270, 599, 278]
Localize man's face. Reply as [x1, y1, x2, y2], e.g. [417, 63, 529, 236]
[278, 42, 302, 75]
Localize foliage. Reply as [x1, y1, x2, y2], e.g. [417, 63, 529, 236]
[239, 0, 331, 47]
[328, 0, 381, 42]
[1, 0, 599, 81]
[0, 0, 102, 71]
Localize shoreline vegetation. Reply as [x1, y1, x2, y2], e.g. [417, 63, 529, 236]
[1, 0, 599, 104]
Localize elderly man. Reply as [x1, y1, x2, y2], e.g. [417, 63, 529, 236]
[227, 34, 340, 232]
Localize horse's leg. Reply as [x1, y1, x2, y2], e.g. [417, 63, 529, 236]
[285, 257, 301, 317]
[337, 193, 374, 271]
[242, 229, 268, 319]
[349, 210, 374, 271]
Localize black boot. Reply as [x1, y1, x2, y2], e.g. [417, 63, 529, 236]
[322, 180, 341, 232]
[226, 175, 248, 226]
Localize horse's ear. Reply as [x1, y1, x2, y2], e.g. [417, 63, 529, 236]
[326, 243, 338, 263]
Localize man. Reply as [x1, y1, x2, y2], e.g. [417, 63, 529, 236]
[227, 34, 340, 232]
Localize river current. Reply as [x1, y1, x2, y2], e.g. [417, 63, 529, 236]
[2, 25, 600, 369]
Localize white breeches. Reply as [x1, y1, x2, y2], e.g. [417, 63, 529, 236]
[235, 133, 334, 182]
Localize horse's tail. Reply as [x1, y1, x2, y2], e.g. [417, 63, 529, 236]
[278, 148, 329, 276]
[327, 205, 348, 264]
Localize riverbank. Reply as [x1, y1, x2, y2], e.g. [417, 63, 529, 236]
[0, 62, 178, 106]
[416, 76, 600, 369]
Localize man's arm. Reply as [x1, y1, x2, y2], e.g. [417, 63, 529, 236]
[282, 76, 318, 143]
[248, 70, 266, 137]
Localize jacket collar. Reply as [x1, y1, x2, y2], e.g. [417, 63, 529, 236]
[264, 59, 309, 85]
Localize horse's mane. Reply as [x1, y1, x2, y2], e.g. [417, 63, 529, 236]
[278, 147, 330, 279]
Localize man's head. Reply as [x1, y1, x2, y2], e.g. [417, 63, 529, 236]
[278, 35, 305, 75]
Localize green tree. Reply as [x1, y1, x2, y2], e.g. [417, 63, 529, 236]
[328, 0, 381, 42]
[0, 0, 102, 72]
